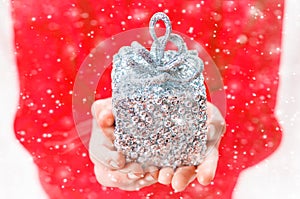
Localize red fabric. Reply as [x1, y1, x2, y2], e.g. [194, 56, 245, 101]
[12, 0, 284, 198]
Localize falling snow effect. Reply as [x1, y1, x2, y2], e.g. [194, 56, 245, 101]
[12, 0, 283, 198]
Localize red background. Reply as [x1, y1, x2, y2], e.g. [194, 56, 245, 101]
[12, 0, 283, 198]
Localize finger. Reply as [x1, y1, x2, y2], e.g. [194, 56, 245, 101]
[196, 146, 219, 186]
[97, 108, 115, 140]
[100, 125, 115, 142]
[94, 164, 137, 188]
[148, 167, 159, 180]
[171, 166, 196, 192]
[158, 167, 174, 185]
[97, 107, 115, 128]
[89, 119, 125, 169]
[118, 173, 157, 191]
[94, 163, 154, 191]
[92, 119, 114, 148]
[92, 99, 114, 129]
[92, 99, 115, 141]
[196, 110, 222, 186]
[206, 102, 226, 138]
[206, 102, 226, 152]
[119, 162, 144, 179]
[205, 110, 224, 161]
[91, 98, 112, 118]
[143, 166, 159, 180]
[90, 148, 126, 170]
[135, 173, 157, 190]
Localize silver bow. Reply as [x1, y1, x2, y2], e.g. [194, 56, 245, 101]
[118, 12, 204, 84]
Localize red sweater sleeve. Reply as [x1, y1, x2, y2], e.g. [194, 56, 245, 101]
[12, 0, 283, 198]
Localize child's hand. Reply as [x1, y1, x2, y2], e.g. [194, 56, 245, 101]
[157, 102, 226, 191]
[89, 98, 158, 191]
[89, 98, 225, 192]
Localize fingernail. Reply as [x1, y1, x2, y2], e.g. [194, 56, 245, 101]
[150, 172, 159, 180]
[139, 180, 146, 185]
[198, 176, 205, 184]
[128, 172, 141, 180]
[144, 166, 158, 173]
[145, 175, 154, 181]
[198, 176, 211, 186]
[106, 117, 114, 126]
[109, 160, 119, 169]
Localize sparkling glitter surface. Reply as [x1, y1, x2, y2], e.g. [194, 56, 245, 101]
[112, 13, 207, 168]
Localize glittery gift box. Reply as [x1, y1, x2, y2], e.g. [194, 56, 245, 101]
[111, 12, 208, 168]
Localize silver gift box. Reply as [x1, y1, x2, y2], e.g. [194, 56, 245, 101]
[111, 12, 207, 168]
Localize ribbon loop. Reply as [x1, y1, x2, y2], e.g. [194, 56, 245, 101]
[151, 33, 188, 62]
[149, 12, 172, 63]
[118, 12, 203, 83]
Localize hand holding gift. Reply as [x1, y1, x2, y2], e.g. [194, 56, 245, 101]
[89, 98, 225, 191]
